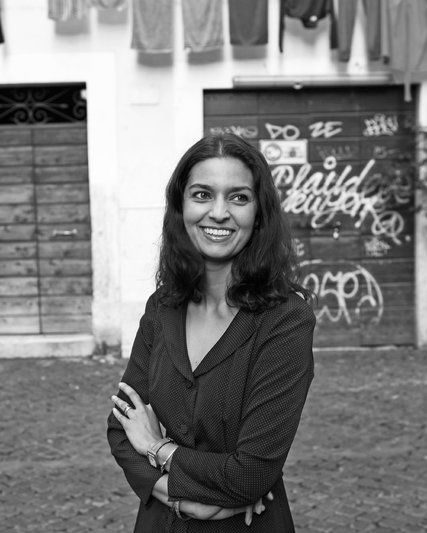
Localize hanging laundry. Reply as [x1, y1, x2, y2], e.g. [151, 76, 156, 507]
[131, 0, 173, 53]
[182, 0, 223, 52]
[228, 0, 268, 46]
[279, 0, 338, 53]
[337, 0, 381, 62]
[92, 0, 127, 9]
[380, 0, 390, 63]
[383, 0, 427, 101]
[0, 5, 4, 44]
[48, 0, 90, 21]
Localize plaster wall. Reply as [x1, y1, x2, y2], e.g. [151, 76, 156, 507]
[0, 0, 425, 354]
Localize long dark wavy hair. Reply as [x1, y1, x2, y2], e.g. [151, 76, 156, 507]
[156, 133, 310, 311]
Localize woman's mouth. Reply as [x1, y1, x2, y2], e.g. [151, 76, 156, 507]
[201, 227, 234, 241]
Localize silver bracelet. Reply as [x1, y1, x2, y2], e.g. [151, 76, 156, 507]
[159, 446, 177, 474]
[172, 500, 190, 521]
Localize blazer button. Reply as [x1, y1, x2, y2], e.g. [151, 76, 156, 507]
[180, 424, 189, 435]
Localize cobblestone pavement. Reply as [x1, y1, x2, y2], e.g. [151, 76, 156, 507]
[0, 348, 426, 533]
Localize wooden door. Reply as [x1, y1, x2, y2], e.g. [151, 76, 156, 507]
[0, 127, 38, 333]
[204, 87, 416, 347]
[0, 121, 91, 334]
[35, 123, 92, 333]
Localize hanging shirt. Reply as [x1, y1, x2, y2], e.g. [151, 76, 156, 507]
[279, 0, 338, 53]
[337, 0, 381, 62]
[228, 0, 268, 46]
[182, 0, 223, 52]
[384, 0, 427, 101]
[131, 0, 173, 53]
[48, 0, 90, 21]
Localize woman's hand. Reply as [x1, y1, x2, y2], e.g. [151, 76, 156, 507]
[243, 491, 274, 526]
[180, 491, 274, 523]
[111, 382, 162, 455]
[180, 501, 244, 520]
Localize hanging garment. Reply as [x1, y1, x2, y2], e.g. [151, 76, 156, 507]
[384, 0, 427, 101]
[131, 0, 173, 53]
[92, 0, 127, 9]
[228, 0, 268, 46]
[0, 6, 4, 44]
[380, 0, 390, 63]
[182, 0, 223, 52]
[279, 0, 338, 53]
[48, 0, 90, 21]
[337, 0, 381, 62]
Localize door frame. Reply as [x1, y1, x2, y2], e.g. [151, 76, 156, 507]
[0, 53, 121, 348]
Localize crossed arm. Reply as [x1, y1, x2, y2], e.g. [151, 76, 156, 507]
[111, 383, 272, 523]
[107, 295, 315, 522]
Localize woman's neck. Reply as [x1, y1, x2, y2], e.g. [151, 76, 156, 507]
[202, 261, 232, 310]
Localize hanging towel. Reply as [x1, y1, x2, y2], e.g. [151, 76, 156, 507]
[384, 0, 427, 101]
[131, 0, 173, 53]
[228, 0, 268, 46]
[279, 0, 338, 53]
[182, 0, 223, 52]
[48, 0, 90, 21]
[337, 0, 381, 62]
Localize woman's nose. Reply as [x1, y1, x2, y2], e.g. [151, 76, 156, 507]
[209, 197, 230, 221]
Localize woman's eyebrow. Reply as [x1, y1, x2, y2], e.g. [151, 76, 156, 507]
[188, 183, 253, 193]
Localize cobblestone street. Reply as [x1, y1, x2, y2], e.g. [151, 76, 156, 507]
[1, 348, 426, 533]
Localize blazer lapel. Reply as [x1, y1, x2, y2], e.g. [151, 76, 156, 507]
[160, 303, 194, 382]
[193, 309, 256, 377]
[160, 303, 256, 379]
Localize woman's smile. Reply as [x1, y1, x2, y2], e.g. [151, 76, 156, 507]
[200, 226, 235, 241]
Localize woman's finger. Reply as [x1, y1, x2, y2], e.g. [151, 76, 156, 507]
[254, 498, 265, 515]
[118, 382, 144, 409]
[112, 407, 128, 426]
[111, 395, 134, 416]
[244, 505, 252, 526]
[266, 491, 274, 501]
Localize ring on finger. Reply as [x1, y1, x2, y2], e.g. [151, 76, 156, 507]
[123, 403, 132, 416]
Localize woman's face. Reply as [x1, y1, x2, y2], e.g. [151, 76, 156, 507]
[182, 157, 257, 265]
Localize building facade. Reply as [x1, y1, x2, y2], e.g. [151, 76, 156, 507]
[0, 0, 426, 357]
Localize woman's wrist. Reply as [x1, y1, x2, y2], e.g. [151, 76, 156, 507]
[152, 474, 171, 506]
[147, 437, 174, 468]
[156, 442, 178, 473]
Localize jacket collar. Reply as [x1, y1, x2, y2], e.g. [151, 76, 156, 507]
[160, 303, 256, 380]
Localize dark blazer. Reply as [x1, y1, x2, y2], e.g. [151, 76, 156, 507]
[107, 291, 315, 532]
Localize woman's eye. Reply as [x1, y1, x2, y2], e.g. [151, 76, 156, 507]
[193, 191, 211, 200]
[230, 194, 249, 203]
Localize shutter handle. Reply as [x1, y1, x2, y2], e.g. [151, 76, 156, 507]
[332, 222, 341, 240]
[51, 229, 78, 238]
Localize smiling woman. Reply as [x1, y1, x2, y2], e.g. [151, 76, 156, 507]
[183, 157, 257, 264]
[107, 133, 315, 532]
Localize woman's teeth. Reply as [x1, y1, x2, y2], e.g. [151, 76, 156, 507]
[203, 228, 232, 237]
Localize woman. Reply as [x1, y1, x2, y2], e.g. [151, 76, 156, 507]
[107, 133, 315, 532]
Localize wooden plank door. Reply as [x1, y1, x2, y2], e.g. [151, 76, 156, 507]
[0, 122, 92, 335]
[204, 87, 416, 347]
[0, 127, 39, 333]
[34, 123, 92, 334]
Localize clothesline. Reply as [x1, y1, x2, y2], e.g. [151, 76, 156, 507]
[0, 1, 426, 102]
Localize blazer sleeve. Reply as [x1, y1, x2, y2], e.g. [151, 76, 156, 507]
[106, 294, 163, 506]
[167, 299, 315, 507]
